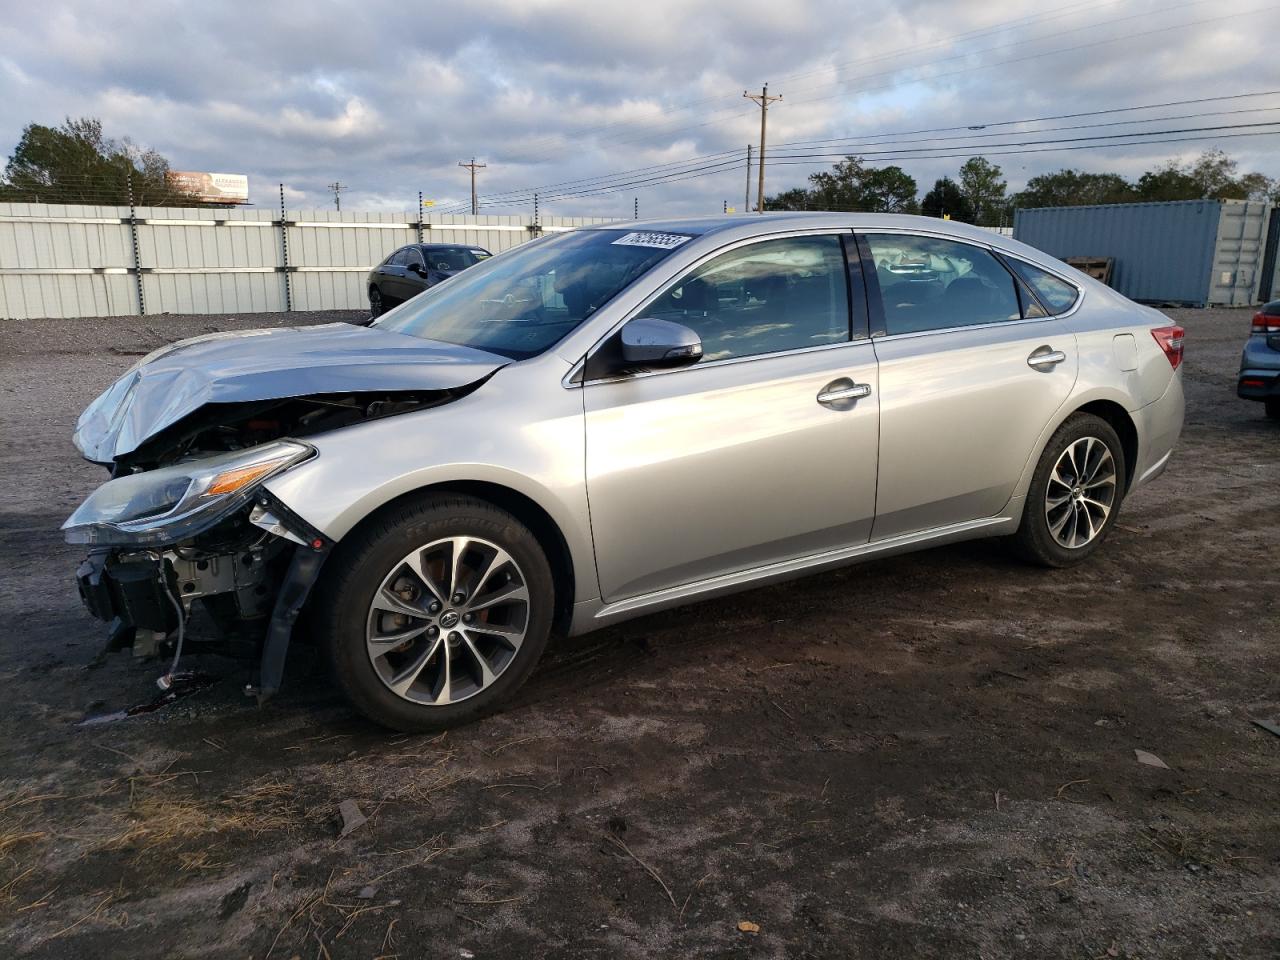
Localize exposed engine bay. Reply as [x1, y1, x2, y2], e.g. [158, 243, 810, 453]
[114, 389, 458, 472]
[63, 321, 509, 699]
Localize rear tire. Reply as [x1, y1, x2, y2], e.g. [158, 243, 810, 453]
[369, 286, 385, 318]
[1265, 398, 1280, 420]
[1012, 413, 1127, 568]
[313, 494, 555, 732]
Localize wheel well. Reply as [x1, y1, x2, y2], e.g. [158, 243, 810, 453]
[1075, 399, 1138, 491]
[342, 481, 577, 634]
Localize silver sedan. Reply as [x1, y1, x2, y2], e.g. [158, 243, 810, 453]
[63, 213, 1185, 731]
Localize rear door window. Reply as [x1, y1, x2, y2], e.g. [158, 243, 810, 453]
[862, 233, 1021, 335]
[1006, 258, 1080, 315]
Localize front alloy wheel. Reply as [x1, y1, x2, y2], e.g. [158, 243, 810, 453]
[366, 537, 530, 705]
[315, 495, 554, 731]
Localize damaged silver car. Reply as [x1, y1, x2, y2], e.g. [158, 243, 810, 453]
[64, 214, 1184, 731]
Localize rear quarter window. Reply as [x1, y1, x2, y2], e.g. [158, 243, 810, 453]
[1007, 258, 1079, 315]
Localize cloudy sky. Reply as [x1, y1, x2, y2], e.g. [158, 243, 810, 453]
[1, 0, 1277, 216]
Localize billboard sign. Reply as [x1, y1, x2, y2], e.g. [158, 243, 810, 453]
[167, 171, 250, 204]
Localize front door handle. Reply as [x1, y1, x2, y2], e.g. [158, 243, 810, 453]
[1027, 347, 1067, 369]
[817, 381, 872, 406]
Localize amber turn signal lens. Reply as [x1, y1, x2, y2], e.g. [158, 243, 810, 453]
[205, 459, 290, 496]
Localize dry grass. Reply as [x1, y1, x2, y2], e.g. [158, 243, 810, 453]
[97, 777, 302, 857]
[0, 785, 60, 908]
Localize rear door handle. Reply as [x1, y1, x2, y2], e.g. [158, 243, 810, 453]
[817, 382, 872, 405]
[1027, 347, 1067, 369]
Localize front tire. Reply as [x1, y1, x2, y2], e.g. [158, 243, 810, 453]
[1012, 413, 1127, 568]
[313, 494, 555, 732]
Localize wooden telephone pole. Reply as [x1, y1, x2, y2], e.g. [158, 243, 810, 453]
[743, 85, 781, 214]
[458, 158, 486, 215]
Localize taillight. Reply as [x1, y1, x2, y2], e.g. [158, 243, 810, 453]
[1151, 325, 1184, 369]
[1253, 312, 1280, 333]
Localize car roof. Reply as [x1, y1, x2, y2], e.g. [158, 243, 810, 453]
[583, 211, 1008, 244]
[581, 212, 1089, 284]
[416, 242, 490, 250]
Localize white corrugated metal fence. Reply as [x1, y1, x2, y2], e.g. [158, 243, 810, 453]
[0, 203, 617, 319]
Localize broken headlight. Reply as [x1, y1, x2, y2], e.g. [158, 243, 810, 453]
[62, 441, 314, 547]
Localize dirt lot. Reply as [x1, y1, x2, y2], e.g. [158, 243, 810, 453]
[0, 306, 1276, 959]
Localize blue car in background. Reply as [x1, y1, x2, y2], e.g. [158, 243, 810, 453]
[1238, 300, 1280, 420]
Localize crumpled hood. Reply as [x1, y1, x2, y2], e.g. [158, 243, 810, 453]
[74, 322, 507, 463]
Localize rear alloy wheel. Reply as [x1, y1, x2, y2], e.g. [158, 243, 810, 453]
[369, 286, 385, 318]
[315, 495, 554, 731]
[1012, 413, 1126, 567]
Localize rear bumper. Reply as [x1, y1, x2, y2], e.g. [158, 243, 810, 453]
[1132, 371, 1184, 492]
[1237, 370, 1280, 401]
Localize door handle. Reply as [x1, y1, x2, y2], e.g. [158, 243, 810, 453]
[817, 382, 872, 405]
[1027, 347, 1067, 369]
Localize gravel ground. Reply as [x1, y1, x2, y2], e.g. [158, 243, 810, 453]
[0, 307, 1277, 959]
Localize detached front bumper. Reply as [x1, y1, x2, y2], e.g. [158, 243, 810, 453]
[70, 493, 333, 699]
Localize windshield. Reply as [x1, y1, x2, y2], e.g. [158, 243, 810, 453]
[374, 229, 693, 359]
[421, 246, 487, 271]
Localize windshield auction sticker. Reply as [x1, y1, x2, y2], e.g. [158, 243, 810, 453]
[611, 232, 693, 250]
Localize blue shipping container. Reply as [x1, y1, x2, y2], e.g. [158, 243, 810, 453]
[1013, 199, 1270, 307]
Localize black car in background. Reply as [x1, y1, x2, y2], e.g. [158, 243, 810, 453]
[367, 243, 492, 316]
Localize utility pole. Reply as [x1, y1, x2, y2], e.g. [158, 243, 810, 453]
[744, 144, 753, 212]
[458, 158, 486, 215]
[327, 181, 344, 211]
[743, 85, 781, 214]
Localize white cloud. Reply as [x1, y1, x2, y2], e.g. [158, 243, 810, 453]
[0, 0, 1275, 214]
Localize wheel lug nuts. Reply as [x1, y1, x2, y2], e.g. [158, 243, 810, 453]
[451, 592, 466, 604]
[428, 601, 441, 614]
[462, 613, 474, 623]
[428, 625, 439, 637]
[448, 632, 461, 643]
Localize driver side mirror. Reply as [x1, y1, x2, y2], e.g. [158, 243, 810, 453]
[619, 317, 703, 370]
[408, 262, 426, 275]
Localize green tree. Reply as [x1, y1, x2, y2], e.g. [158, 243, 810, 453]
[1134, 150, 1276, 202]
[762, 187, 813, 210]
[957, 157, 1007, 225]
[1012, 169, 1135, 208]
[920, 177, 974, 222]
[1238, 171, 1279, 202]
[765, 156, 918, 213]
[0, 117, 193, 206]
[1134, 162, 1200, 201]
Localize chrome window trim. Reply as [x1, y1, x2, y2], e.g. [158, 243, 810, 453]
[565, 227, 858, 389]
[857, 227, 1085, 342]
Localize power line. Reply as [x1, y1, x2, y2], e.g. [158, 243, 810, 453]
[565, 1, 1273, 156]
[436, 95, 1280, 213]
[769, 91, 1280, 151]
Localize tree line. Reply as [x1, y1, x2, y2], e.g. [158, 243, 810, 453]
[0, 117, 197, 206]
[765, 150, 1280, 224]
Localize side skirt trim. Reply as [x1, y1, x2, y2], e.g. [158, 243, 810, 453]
[572, 515, 1014, 633]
